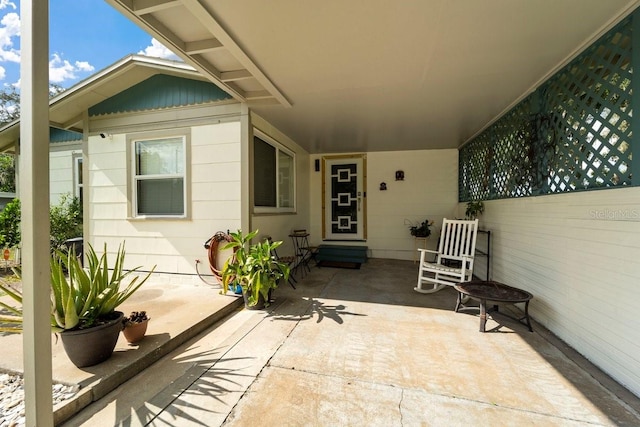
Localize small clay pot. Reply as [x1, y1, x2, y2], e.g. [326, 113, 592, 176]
[122, 319, 149, 344]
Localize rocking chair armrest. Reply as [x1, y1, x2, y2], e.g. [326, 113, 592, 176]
[459, 255, 475, 275]
[417, 248, 438, 254]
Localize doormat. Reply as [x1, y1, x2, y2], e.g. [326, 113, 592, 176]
[317, 260, 361, 269]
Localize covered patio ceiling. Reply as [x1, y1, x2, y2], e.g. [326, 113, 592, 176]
[108, 0, 640, 154]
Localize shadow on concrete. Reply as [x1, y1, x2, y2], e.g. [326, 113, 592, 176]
[267, 296, 367, 324]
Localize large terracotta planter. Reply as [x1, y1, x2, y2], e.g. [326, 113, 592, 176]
[122, 319, 149, 344]
[60, 311, 124, 368]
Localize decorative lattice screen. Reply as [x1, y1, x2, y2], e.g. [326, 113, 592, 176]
[460, 17, 633, 202]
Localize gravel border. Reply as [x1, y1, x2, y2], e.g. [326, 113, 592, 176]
[0, 372, 79, 427]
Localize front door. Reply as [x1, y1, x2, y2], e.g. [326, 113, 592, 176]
[322, 155, 366, 240]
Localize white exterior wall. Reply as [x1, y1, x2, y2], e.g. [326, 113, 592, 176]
[250, 113, 310, 259]
[471, 187, 640, 397]
[49, 144, 81, 205]
[87, 110, 243, 276]
[309, 149, 459, 260]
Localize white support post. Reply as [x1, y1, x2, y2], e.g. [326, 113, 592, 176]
[20, 1, 53, 426]
[240, 103, 251, 233]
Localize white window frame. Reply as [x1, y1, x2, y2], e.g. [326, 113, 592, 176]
[130, 134, 188, 219]
[73, 155, 83, 203]
[253, 129, 296, 214]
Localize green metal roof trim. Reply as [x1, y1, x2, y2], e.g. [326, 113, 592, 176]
[88, 74, 233, 116]
[50, 127, 82, 143]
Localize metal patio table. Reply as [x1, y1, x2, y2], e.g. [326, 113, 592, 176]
[454, 280, 533, 332]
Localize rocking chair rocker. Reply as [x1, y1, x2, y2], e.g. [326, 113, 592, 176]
[415, 218, 479, 294]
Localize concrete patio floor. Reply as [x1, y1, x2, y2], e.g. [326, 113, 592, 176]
[6, 258, 640, 426]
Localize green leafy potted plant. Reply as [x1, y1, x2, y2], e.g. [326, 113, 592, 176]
[221, 229, 290, 309]
[409, 218, 433, 238]
[50, 242, 155, 367]
[465, 201, 485, 220]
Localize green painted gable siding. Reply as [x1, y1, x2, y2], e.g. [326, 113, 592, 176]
[50, 127, 82, 143]
[88, 74, 232, 116]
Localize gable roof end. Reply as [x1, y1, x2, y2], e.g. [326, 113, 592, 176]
[89, 74, 232, 116]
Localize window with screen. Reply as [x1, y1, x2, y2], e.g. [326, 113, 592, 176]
[133, 136, 186, 217]
[253, 131, 295, 213]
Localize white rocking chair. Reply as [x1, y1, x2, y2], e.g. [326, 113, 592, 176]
[415, 218, 479, 294]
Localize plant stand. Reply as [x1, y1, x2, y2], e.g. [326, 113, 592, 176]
[413, 237, 428, 263]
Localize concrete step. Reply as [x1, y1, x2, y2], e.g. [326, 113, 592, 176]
[316, 244, 368, 264]
[20, 282, 246, 425]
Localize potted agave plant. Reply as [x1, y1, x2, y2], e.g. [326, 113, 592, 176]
[0, 269, 23, 334]
[49, 243, 155, 367]
[221, 229, 290, 309]
[0, 243, 155, 367]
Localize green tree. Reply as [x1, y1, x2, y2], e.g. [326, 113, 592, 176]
[0, 84, 67, 193]
[0, 84, 65, 126]
[0, 154, 15, 193]
[0, 86, 20, 125]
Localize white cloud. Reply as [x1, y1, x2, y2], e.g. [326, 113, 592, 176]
[0, 65, 5, 80]
[138, 38, 180, 60]
[75, 61, 94, 72]
[0, 1, 16, 10]
[49, 53, 95, 84]
[0, 12, 20, 63]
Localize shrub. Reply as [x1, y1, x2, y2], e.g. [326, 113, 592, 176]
[0, 198, 20, 248]
[0, 193, 83, 253]
[50, 193, 83, 251]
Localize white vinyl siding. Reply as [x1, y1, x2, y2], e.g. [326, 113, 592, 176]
[50, 148, 80, 205]
[88, 106, 243, 276]
[475, 188, 640, 397]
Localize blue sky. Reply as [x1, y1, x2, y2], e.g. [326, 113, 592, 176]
[1, 0, 179, 89]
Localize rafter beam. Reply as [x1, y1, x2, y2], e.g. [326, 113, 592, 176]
[221, 69, 252, 82]
[245, 98, 280, 106]
[185, 38, 223, 54]
[189, 53, 221, 80]
[142, 15, 187, 51]
[131, 0, 179, 16]
[51, 115, 82, 130]
[181, 0, 291, 107]
[106, 0, 265, 105]
[245, 90, 272, 100]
